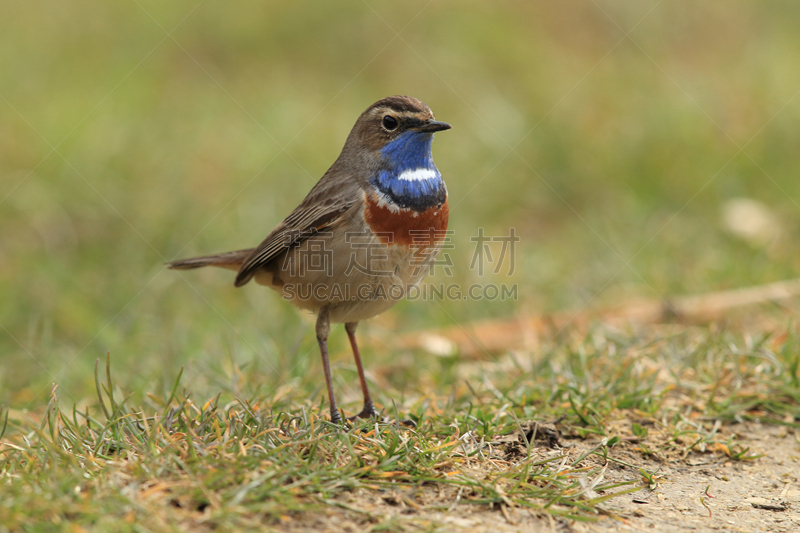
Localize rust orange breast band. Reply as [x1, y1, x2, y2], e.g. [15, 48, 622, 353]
[364, 192, 449, 247]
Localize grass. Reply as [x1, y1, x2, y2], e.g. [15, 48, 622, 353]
[3, 1, 800, 530]
[3, 320, 798, 531]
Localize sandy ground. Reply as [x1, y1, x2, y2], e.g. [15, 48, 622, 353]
[590, 422, 800, 533]
[274, 421, 799, 533]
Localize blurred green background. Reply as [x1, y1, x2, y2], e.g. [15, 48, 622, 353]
[2, 1, 800, 410]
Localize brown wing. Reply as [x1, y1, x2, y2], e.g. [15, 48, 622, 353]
[234, 180, 359, 287]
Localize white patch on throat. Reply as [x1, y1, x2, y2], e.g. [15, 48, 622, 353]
[397, 168, 438, 182]
[371, 190, 402, 213]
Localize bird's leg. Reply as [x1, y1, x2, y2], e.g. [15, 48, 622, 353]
[316, 308, 342, 424]
[345, 322, 382, 420]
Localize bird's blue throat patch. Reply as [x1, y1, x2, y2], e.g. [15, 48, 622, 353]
[371, 131, 447, 211]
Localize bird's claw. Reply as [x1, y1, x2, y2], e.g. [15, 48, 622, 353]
[348, 405, 383, 422]
[346, 406, 416, 428]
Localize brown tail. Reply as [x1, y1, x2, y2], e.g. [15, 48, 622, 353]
[167, 248, 255, 272]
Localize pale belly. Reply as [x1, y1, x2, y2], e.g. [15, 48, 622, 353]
[258, 241, 442, 323]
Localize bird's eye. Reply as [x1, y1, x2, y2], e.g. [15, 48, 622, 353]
[382, 115, 399, 131]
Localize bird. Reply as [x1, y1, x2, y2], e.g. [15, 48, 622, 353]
[168, 95, 451, 424]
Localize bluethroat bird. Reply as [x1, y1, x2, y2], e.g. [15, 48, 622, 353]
[168, 96, 451, 424]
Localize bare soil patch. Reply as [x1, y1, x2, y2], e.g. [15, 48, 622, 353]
[275, 422, 799, 532]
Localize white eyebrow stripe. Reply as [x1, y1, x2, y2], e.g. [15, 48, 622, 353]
[396, 168, 439, 181]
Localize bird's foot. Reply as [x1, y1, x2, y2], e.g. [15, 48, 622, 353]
[347, 404, 416, 428]
[348, 404, 383, 422]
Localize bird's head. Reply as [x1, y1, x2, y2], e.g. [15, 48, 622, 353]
[342, 95, 450, 171]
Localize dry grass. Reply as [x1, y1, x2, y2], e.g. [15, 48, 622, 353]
[3, 316, 798, 531]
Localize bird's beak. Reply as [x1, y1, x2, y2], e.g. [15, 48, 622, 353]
[418, 119, 452, 133]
